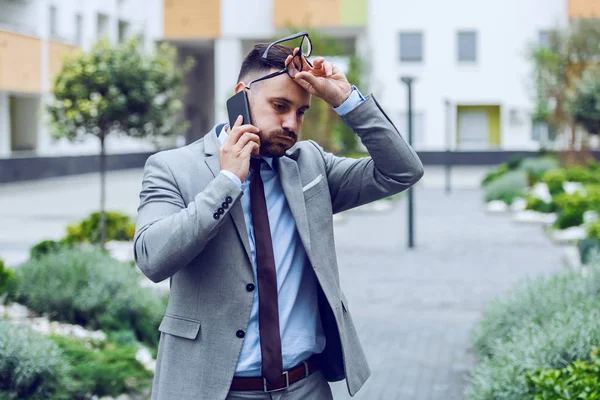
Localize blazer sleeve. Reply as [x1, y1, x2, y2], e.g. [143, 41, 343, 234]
[133, 153, 242, 283]
[312, 94, 424, 214]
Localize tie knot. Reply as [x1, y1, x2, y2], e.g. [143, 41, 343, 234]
[250, 157, 263, 172]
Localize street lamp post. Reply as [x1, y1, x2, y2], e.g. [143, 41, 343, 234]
[401, 76, 416, 249]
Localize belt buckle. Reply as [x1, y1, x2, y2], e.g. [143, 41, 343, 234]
[263, 371, 289, 393]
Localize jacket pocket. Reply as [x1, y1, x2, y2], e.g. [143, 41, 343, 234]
[158, 314, 201, 340]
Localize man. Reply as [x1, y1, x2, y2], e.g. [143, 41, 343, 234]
[134, 32, 424, 400]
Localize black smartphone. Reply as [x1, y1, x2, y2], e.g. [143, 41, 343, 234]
[226, 91, 252, 128]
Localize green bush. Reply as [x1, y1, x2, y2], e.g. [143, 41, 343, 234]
[468, 300, 600, 400]
[10, 247, 165, 348]
[524, 196, 557, 214]
[29, 239, 73, 259]
[542, 169, 566, 195]
[482, 163, 510, 187]
[554, 208, 585, 229]
[65, 211, 136, 245]
[520, 157, 561, 185]
[0, 258, 16, 295]
[50, 335, 152, 398]
[565, 165, 597, 184]
[472, 270, 591, 360]
[578, 238, 600, 265]
[483, 170, 528, 205]
[527, 347, 600, 399]
[0, 320, 71, 400]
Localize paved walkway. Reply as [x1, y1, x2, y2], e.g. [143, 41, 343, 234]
[0, 168, 566, 399]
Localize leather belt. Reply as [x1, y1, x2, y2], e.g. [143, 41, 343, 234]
[230, 355, 319, 393]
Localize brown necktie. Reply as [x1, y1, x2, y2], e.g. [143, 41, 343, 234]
[249, 157, 283, 383]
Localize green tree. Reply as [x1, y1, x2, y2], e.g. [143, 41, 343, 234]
[571, 68, 600, 136]
[47, 36, 193, 248]
[530, 20, 600, 164]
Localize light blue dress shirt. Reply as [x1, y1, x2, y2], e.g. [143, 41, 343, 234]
[218, 86, 365, 376]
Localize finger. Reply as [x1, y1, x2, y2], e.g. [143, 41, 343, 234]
[225, 115, 244, 144]
[324, 61, 333, 77]
[242, 141, 260, 157]
[234, 132, 260, 151]
[293, 71, 318, 93]
[227, 123, 259, 145]
[312, 57, 325, 68]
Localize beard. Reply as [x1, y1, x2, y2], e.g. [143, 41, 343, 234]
[259, 129, 297, 158]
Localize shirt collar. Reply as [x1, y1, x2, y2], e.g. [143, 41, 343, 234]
[218, 124, 275, 170]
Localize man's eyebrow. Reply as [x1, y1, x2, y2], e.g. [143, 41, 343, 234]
[271, 97, 310, 110]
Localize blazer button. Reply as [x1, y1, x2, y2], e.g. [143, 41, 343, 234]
[218, 207, 225, 215]
[246, 283, 255, 292]
[213, 213, 220, 220]
[222, 202, 229, 210]
[236, 330, 245, 338]
[226, 196, 233, 204]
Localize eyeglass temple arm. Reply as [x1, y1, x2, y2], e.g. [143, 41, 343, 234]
[261, 31, 309, 58]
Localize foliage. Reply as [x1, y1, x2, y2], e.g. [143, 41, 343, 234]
[64, 211, 135, 245]
[468, 300, 600, 400]
[553, 191, 589, 230]
[526, 347, 600, 400]
[483, 170, 528, 205]
[47, 36, 192, 248]
[9, 248, 166, 348]
[482, 163, 510, 187]
[520, 157, 560, 185]
[571, 68, 600, 135]
[29, 239, 73, 259]
[0, 258, 16, 295]
[50, 335, 152, 398]
[564, 165, 598, 184]
[0, 320, 71, 400]
[578, 238, 600, 265]
[554, 207, 585, 229]
[525, 196, 557, 214]
[542, 169, 566, 195]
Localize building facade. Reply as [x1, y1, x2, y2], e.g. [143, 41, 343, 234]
[1, 0, 599, 172]
[368, 0, 600, 152]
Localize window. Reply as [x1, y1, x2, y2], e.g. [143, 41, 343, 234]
[75, 14, 83, 45]
[49, 6, 57, 38]
[97, 13, 109, 39]
[399, 32, 423, 62]
[457, 31, 477, 62]
[118, 20, 129, 44]
[539, 30, 553, 49]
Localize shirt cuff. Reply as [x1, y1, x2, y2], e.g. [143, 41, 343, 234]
[220, 170, 242, 188]
[333, 85, 365, 116]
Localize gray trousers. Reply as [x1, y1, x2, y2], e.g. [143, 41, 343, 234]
[226, 370, 334, 400]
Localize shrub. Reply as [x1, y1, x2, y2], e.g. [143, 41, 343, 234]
[520, 157, 560, 185]
[542, 169, 566, 195]
[29, 239, 73, 259]
[482, 163, 510, 187]
[565, 165, 597, 184]
[50, 335, 152, 398]
[467, 300, 600, 400]
[483, 170, 528, 205]
[64, 211, 136, 244]
[0, 259, 16, 295]
[554, 207, 585, 229]
[524, 196, 557, 214]
[10, 248, 165, 348]
[578, 238, 600, 265]
[472, 270, 591, 360]
[0, 320, 71, 399]
[526, 347, 600, 399]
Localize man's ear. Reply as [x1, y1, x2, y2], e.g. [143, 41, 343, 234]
[234, 82, 247, 94]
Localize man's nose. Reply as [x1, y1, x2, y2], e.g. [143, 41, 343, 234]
[281, 113, 298, 132]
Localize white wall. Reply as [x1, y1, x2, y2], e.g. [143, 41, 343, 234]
[368, 0, 568, 150]
[0, 93, 10, 157]
[0, 0, 41, 36]
[220, 0, 274, 39]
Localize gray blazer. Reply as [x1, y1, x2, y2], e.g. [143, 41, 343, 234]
[134, 95, 424, 400]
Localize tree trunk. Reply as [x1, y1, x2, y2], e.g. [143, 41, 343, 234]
[99, 133, 107, 250]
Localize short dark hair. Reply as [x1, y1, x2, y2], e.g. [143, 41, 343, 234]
[237, 43, 293, 85]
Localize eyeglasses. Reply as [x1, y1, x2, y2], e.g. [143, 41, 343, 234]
[245, 31, 314, 89]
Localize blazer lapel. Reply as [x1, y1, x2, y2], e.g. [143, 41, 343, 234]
[203, 128, 253, 265]
[277, 155, 312, 259]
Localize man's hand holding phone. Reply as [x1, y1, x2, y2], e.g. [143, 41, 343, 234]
[219, 115, 261, 182]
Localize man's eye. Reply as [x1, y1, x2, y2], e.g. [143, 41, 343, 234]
[274, 103, 285, 111]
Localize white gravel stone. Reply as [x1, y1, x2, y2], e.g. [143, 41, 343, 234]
[513, 211, 557, 225]
[486, 201, 508, 213]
